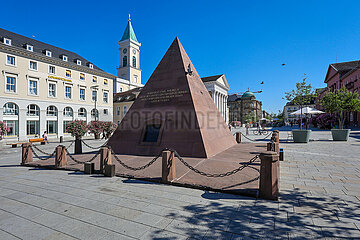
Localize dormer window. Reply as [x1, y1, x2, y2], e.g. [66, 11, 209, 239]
[76, 59, 81, 65]
[26, 44, 33, 52]
[61, 55, 68, 61]
[88, 63, 93, 69]
[3, 38, 11, 45]
[45, 50, 52, 57]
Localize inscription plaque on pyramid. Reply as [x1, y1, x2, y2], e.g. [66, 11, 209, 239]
[108, 37, 236, 158]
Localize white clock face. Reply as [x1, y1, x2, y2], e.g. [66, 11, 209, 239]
[123, 48, 127, 54]
[133, 49, 136, 54]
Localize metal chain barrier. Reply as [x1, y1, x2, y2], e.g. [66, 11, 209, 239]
[30, 146, 56, 161]
[81, 139, 108, 150]
[64, 141, 75, 150]
[240, 131, 272, 142]
[65, 148, 101, 165]
[32, 144, 54, 156]
[109, 147, 162, 171]
[171, 149, 260, 178]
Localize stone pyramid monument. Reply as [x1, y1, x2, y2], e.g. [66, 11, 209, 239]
[108, 37, 236, 158]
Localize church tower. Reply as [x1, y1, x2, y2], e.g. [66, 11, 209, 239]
[117, 14, 142, 85]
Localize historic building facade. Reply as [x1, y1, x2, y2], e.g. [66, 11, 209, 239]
[113, 16, 143, 94]
[228, 90, 262, 124]
[113, 87, 142, 125]
[0, 28, 114, 141]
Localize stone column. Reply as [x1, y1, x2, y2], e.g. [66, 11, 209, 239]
[21, 143, 33, 165]
[55, 145, 67, 168]
[259, 151, 279, 200]
[58, 108, 64, 139]
[162, 150, 176, 182]
[18, 107, 27, 141]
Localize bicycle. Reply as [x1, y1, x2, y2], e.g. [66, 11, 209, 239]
[253, 128, 268, 135]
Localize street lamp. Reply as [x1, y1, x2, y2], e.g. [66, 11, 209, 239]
[90, 85, 99, 121]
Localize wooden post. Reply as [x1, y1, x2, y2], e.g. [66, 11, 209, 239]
[21, 143, 33, 165]
[259, 151, 279, 200]
[236, 132, 241, 143]
[100, 146, 112, 173]
[162, 150, 176, 182]
[55, 145, 67, 168]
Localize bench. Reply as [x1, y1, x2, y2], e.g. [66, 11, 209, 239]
[6, 142, 27, 148]
[29, 138, 46, 145]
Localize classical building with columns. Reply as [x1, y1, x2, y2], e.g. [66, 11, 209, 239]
[201, 75, 230, 123]
[0, 28, 114, 141]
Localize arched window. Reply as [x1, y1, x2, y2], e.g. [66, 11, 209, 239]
[3, 102, 18, 115]
[123, 56, 127, 67]
[27, 104, 39, 116]
[78, 108, 87, 117]
[64, 107, 73, 117]
[46, 106, 58, 116]
[132, 56, 136, 68]
[91, 109, 99, 119]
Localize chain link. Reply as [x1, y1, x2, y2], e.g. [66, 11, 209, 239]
[30, 146, 56, 160]
[109, 147, 162, 171]
[172, 149, 260, 178]
[81, 139, 108, 150]
[240, 131, 272, 142]
[65, 148, 101, 165]
[32, 144, 53, 156]
[64, 141, 75, 150]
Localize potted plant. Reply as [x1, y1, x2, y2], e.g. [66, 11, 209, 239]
[103, 122, 117, 139]
[0, 121, 9, 140]
[285, 75, 315, 143]
[66, 120, 87, 154]
[321, 87, 360, 141]
[88, 121, 105, 139]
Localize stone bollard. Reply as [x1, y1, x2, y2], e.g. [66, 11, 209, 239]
[266, 142, 274, 151]
[259, 151, 279, 200]
[162, 150, 176, 182]
[274, 143, 280, 155]
[104, 164, 115, 177]
[55, 145, 67, 168]
[236, 132, 241, 143]
[21, 143, 33, 165]
[100, 146, 112, 173]
[84, 162, 95, 174]
[74, 138, 82, 154]
[273, 130, 280, 144]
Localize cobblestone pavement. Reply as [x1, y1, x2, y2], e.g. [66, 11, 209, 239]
[0, 132, 359, 239]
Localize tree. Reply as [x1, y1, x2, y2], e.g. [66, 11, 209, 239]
[66, 120, 87, 139]
[285, 75, 315, 130]
[244, 112, 256, 124]
[321, 87, 360, 129]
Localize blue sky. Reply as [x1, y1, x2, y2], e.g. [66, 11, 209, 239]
[2, 0, 360, 113]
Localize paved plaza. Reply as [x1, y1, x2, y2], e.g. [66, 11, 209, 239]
[0, 129, 359, 239]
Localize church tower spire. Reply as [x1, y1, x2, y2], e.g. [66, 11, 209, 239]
[117, 14, 142, 85]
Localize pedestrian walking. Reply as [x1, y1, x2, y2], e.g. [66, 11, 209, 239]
[245, 123, 249, 135]
[42, 131, 48, 144]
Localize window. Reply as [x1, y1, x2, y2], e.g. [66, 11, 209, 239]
[117, 120, 120, 126]
[3, 103, 18, 115]
[134, 75, 138, 83]
[66, 70, 71, 78]
[116, 107, 120, 116]
[29, 61, 37, 70]
[27, 104, 39, 116]
[76, 59, 81, 65]
[29, 79, 38, 95]
[4, 120, 18, 137]
[79, 88, 85, 100]
[64, 107, 73, 117]
[65, 86, 72, 99]
[26, 44, 33, 51]
[3, 38, 11, 45]
[92, 90, 97, 101]
[92, 76, 97, 83]
[63, 121, 71, 133]
[78, 108, 86, 117]
[143, 124, 161, 142]
[6, 55, 15, 66]
[46, 106, 57, 116]
[45, 50, 52, 57]
[104, 79, 108, 85]
[91, 109, 98, 119]
[123, 106, 127, 116]
[48, 82, 56, 97]
[47, 121, 57, 134]
[80, 73, 85, 80]
[123, 56, 127, 67]
[103, 92, 108, 103]
[104, 109, 108, 115]
[49, 65, 55, 74]
[120, 87, 123, 92]
[132, 56, 136, 68]
[88, 63, 93, 69]
[62, 55, 68, 61]
[5, 76, 16, 93]
[27, 120, 39, 135]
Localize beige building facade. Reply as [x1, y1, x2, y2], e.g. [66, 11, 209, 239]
[0, 28, 114, 141]
[113, 87, 142, 125]
[228, 91, 262, 124]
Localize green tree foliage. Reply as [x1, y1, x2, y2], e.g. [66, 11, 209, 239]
[244, 112, 256, 123]
[321, 87, 360, 129]
[285, 75, 315, 129]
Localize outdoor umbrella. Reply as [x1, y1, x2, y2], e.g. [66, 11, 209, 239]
[290, 107, 324, 116]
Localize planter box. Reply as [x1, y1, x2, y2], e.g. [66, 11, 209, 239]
[292, 130, 311, 143]
[331, 129, 350, 141]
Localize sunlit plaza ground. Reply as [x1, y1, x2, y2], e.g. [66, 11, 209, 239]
[0, 127, 359, 239]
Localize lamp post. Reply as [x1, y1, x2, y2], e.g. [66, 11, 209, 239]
[90, 85, 99, 121]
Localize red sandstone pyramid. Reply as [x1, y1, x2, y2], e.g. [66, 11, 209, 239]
[108, 37, 236, 158]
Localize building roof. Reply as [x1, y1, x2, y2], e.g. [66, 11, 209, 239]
[0, 28, 107, 73]
[242, 91, 255, 99]
[330, 60, 360, 79]
[201, 74, 223, 83]
[120, 20, 139, 43]
[113, 87, 142, 103]
[227, 94, 241, 102]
